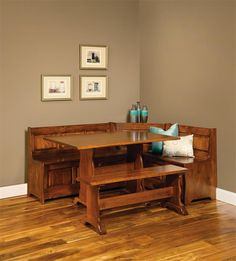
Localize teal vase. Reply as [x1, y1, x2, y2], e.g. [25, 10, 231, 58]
[141, 105, 148, 123]
[129, 104, 137, 123]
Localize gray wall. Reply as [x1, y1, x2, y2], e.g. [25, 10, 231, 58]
[0, 0, 140, 186]
[140, 0, 236, 193]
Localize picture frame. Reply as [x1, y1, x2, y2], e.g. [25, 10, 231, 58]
[41, 75, 72, 101]
[80, 45, 108, 70]
[80, 76, 108, 100]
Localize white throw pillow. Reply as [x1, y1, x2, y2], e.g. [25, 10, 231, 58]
[162, 134, 194, 157]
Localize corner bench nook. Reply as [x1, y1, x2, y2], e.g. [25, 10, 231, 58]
[28, 122, 216, 208]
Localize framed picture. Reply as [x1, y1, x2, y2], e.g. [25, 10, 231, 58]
[41, 75, 72, 101]
[80, 45, 108, 69]
[80, 76, 108, 100]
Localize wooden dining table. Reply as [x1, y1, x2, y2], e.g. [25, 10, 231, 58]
[45, 130, 184, 234]
[45, 130, 183, 233]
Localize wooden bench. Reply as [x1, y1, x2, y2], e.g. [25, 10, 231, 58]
[79, 163, 188, 234]
[141, 124, 216, 204]
[28, 122, 126, 203]
[114, 123, 217, 204]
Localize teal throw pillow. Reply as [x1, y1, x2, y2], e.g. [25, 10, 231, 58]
[150, 123, 179, 154]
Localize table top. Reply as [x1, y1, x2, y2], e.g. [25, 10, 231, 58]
[45, 130, 178, 150]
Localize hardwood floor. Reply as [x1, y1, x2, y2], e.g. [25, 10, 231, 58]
[0, 196, 235, 261]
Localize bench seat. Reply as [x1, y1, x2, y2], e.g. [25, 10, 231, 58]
[80, 164, 187, 185]
[143, 152, 195, 166]
[81, 164, 188, 234]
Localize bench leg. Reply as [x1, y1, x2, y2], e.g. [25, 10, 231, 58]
[163, 174, 188, 216]
[82, 185, 106, 235]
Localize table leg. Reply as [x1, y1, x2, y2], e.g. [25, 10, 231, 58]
[73, 149, 106, 234]
[82, 185, 106, 235]
[74, 149, 94, 206]
[127, 144, 144, 192]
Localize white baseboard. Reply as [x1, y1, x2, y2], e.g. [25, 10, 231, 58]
[0, 183, 27, 199]
[0, 184, 235, 206]
[216, 188, 236, 206]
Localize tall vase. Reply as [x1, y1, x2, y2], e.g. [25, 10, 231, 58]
[129, 104, 137, 123]
[141, 105, 148, 123]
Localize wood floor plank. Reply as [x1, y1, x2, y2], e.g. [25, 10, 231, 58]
[0, 196, 235, 260]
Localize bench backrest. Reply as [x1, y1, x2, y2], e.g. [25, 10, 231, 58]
[28, 122, 114, 159]
[28, 122, 216, 162]
[115, 123, 216, 161]
[165, 123, 216, 161]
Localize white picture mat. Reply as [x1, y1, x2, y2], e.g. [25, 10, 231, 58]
[80, 46, 107, 69]
[80, 76, 107, 99]
[42, 76, 71, 100]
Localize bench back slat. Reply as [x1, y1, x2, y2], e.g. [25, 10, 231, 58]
[165, 123, 216, 160]
[193, 135, 209, 152]
[194, 150, 209, 160]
